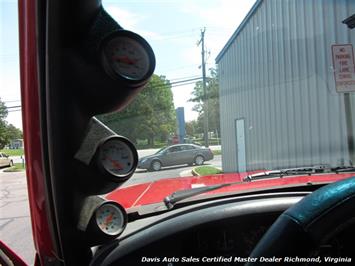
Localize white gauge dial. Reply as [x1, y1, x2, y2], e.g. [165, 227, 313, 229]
[99, 137, 136, 177]
[104, 35, 150, 81]
[95, 203, 126, 236]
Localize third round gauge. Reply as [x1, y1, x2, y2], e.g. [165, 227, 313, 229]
[95, 202, 127, 236]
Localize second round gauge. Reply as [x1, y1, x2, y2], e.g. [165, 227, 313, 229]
[98, 136, 138, 178]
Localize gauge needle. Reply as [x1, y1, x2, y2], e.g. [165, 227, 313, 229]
[115, 56, 138, 65]
[108, 158, 123, 170]
[104, 213, 114, 226]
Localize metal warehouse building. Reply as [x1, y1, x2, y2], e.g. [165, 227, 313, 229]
[216, 0, 355, 173]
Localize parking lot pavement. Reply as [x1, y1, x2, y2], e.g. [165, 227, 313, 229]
[0, 171, 35, 265]
[123, 155, 222, 187]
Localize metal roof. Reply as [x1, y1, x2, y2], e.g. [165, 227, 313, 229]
[215, 0, 263, 63]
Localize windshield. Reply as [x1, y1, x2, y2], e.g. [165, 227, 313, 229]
[2, 3, 355, 261]
[155, 147, 166, 154]
[95, 0, 355, 192]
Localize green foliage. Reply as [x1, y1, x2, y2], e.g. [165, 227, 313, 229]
[185, 120, 200, 137]
[98, 75, 176, 145]
[212, 149, 222, 156]
[3, 163, 26, 172]
[0, 149, 24, 156]
[0, 98, 23, 149]
[193, 166, 222, 176]
[0, 99, 8, 149]
[5, 124, 23, 139]
[189, 68, 220, 136]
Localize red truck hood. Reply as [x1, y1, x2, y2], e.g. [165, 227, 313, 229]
[106, 172, 355, 209]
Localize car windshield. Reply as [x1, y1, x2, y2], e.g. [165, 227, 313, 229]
[1, 2, 355, 262]
[94, 0, 355, 192]
[155, 147, 167, 154]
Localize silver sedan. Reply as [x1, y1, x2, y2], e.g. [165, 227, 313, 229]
[0, 153, 13, 168]
[138, 144, 214, 171]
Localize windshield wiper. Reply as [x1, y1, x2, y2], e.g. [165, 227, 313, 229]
[164, 183, 233, 209]
[331, 166, 355, 173]
[245, 165, 330, 181]
[163, 165, 355, 210]
[244, 165, 355, 181]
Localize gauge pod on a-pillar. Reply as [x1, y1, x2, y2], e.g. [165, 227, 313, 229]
[85, 201, 127, 245]
[74, 9, 156, 115]
[94, 135, 138, 182]
[94, 201, 127, 237]
[100, 30, 156, 88]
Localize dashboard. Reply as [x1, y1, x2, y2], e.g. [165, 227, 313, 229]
[128, 213, 277, 264]
[90, 192, 355, 266]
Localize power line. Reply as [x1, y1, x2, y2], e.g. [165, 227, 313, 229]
[6, 105, 21, 109]
[169, 81, 200, 89]
[2, 77, 204, 111]
[159, 64, 200, 72]
[3, 100, 21, 103]
[169, 75, 201, 82]
[168, 77, 201, 85]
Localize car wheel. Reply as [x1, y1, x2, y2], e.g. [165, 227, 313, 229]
[151, 160, 162, 171]
[9, 160, 13, 167]
[194, 155, 204, 165]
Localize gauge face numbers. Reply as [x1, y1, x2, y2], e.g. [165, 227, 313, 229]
[99, 137, 136, 177]
[104, 35, 151, 81]
[95, 203, 126, 236]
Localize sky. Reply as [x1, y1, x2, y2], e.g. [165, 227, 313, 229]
[0, 0, 256, 130]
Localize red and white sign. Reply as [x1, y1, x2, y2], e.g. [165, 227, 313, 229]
[332, 44, 355, 93]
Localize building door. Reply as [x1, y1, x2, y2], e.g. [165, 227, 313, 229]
[235, 119, 246, 172]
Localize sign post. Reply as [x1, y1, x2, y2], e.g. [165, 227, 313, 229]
[332, 44, 355, 164]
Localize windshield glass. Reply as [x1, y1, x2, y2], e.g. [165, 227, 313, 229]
[95, 0, 355, 197]
[155, 147, 166, 154]
[2, 0, 355, 264]
[2, 0, 355, 228]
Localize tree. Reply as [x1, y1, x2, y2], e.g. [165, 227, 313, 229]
[5, 124, 23, 139]
[189, 68, 220, 137]
[0, 98, 24, 149]
[185, 120, 199, 137]
[98, 75, 176, 146]
[0, 98, 9, 149]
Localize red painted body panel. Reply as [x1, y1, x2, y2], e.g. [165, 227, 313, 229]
[0, 240, 27, 266]
[18, 0, 56, 265]
[106, 173, 355, 209]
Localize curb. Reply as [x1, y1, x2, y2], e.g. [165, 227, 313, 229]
[179, 170, 193, 177]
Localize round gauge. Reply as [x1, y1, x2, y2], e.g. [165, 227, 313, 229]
[95, 202, 127, 236]
[101, 30, 155, 83]
[98, 136, 138, 179]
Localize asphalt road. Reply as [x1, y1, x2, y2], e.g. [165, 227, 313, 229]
[0, 170, 35, 265]
[124, 155, 222, 187]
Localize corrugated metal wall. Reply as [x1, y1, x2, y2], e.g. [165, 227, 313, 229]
[217, 0, 355, 172]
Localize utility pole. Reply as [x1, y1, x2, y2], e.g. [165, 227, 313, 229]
[198, 27, 209, 147]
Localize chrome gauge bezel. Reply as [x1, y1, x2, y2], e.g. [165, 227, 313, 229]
[97, 135, 138, 180]
[94, 201, 127, 237]
[100, 30, 155, 86]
